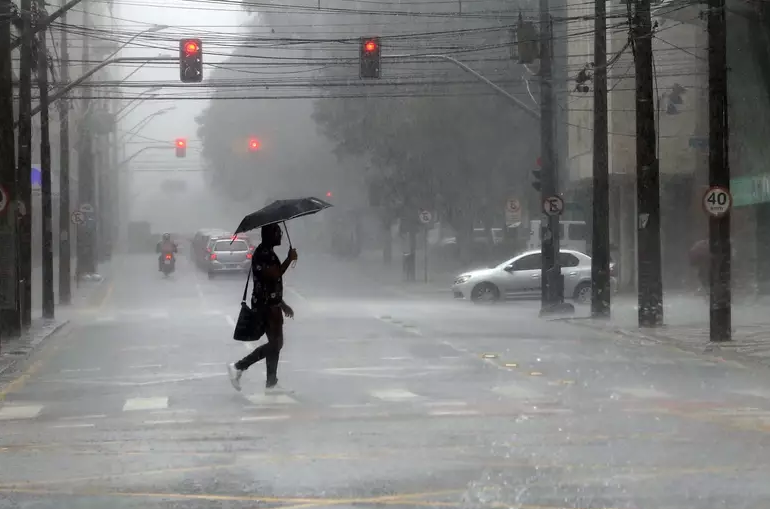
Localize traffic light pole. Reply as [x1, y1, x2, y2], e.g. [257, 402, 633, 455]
[538, 0, 564, 314]
[58, 10, 71, 305]
[38, 28, 54, 319]
[77, 9, 96, 279]
[17, 0, 33, 326]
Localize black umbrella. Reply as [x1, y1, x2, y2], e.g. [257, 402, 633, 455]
[233, 197, 333, 246]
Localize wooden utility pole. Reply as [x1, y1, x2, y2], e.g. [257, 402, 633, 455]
[58, 9, 72, 304]
[632, 0, 663, 327]
[707, 0, 730, 341]
[0, 0, 20, 338]
[37, 26, 54, 319]
[17, 0, 33, 326]
[591, 0, 610, 317]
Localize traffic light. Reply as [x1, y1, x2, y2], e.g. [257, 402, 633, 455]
[326, 191, 333, 198]
[359, 37, 381, 79]
[531, 156, 541, 191]
[175, 138, 187, 158]
[179, 38, 203, 83]
[248, 137, 261, 152]
[516, 15, 538, 64]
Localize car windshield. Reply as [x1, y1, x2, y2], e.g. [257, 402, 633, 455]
[215, 240, 248, 252]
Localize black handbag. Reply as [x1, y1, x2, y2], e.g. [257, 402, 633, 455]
[232, 267, 267, 342]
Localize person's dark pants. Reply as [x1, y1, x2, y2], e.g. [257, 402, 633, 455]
[235, 306, 284, 385]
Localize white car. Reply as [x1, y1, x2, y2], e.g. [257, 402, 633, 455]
[452, 249, 616, 303]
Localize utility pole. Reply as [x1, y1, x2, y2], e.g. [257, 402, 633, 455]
[708, 0, 730, 341]
[632, 0, 663, 327]
[591, 0, 610, 317]
[17, 0, 33, 327]
[0, 0, 20, 338]
[538, 0, 563, 314]
[37, 26, 54, 319]
[58, 10, 71, 305]
[76, 7, 97, 278]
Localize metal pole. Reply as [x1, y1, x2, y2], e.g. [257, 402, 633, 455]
[708, 0, 730, 341]
[633, 0, 663, 327]
[58, 9, 71, 305]
[591, 0, 610, 317]
[38, 28, 54, 319]
[538, 0, 562, 314]
[17, 0, 33, 326]
[10, 0, 85, 51]
[424, 226, 428, 284]
[0, 0, 20, 338]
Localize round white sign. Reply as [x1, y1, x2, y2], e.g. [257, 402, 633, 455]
[702, 187, 732, 217]
[0, 185, 7, 214]
[542, 195, 564, 216]
[419, 210, 432, 224]
[506, 198, 520, 214]
[71, 211, 85, 225]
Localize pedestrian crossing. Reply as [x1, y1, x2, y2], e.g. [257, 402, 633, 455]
[0, 383, 570, 428]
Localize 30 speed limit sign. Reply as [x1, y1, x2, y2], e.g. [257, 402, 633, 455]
[702, 186, 732, 217]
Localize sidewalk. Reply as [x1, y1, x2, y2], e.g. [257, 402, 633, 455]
[564, 293, 770, 367]
[1, 257, 114, 377]
[353, 249, 458, 296]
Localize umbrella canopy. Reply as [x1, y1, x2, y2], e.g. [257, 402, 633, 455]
[233, 197, 333, 236]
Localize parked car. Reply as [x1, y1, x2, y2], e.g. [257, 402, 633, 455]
[451, 249, 617, 303]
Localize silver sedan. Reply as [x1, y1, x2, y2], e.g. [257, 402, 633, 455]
[452, 249, 616, 304]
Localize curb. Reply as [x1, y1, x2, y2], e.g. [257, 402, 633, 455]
[0, 319, 70, 378]
[561, 318, 764, 370]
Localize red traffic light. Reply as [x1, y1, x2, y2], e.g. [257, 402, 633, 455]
[326, 191, 333, 198]
[363, 39, 377, 53]
[248, 137, 261, 151]
[175, 138, 187, 148]
[183, 41, 200, 55]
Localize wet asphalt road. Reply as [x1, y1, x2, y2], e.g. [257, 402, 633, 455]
[2, 252, 770, 508]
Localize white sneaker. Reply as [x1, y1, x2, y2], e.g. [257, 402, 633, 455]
[265, 383, 293, 394]
[227, 363, 243, 392]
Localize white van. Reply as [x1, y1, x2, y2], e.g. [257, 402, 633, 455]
[528, 220, 588, 253]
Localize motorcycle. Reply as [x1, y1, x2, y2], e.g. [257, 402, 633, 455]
[161, 252, 176, 276]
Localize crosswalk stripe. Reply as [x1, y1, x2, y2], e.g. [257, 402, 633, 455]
[246, 394, 298, 405]
[123, 397, 169, 411]
[370, 389, 420, 401]
[0, 405, 43, 420]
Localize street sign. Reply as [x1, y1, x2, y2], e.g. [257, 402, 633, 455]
[542, 195, 564, 216]
[505, 198, 520, 214]
[0, 184, 7, 214]
[419, 210, 433, 224]
[79, 203, 94, 214]
[70, 211, 85, 225]
[505, 197, 522, 227]
[703, 186, 732, 217]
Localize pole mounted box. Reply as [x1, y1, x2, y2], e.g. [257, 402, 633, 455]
[179, 38, 203, 83]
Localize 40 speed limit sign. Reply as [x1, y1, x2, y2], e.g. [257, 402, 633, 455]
[702, 186, 732, 218]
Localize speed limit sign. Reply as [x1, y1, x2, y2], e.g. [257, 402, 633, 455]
[702, 186, 732, 217]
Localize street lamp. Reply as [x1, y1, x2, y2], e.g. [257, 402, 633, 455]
[115, 87, 162, 121]
[119, 106, 175, 145]
[106, 24, 169, 63]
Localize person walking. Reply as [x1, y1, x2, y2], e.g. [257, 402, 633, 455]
[228, 223, 297, 392]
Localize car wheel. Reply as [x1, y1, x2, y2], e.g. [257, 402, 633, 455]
[573, 282, 591, 304]
[470, 282, 500, 303]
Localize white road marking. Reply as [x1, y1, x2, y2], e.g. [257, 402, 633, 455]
[128, 364, 163, 369]
[0, 405, 43, 420]
[51, 423, 95, 429]
[614, 387, 671, 399]
[429, 409, 480, 417]
[144, 419, 195, 425]
[246, 394, 298, 405]
[425, 401, 468, 407]
[122, 345, 180, 352]
[123, 397, 169, 411]
[224, 315, 236, 328]
[197, 362, 227, 367]
[60, 414, 106, 420]
[284, 285, 307, 304]
[149, 408, 197, 415]
[370, 389, 421, 402]
[149, 312, 170, 320]
[241, 414, 290, 422]
[60, 368, 102, 373]
[330, 403, 374, 409]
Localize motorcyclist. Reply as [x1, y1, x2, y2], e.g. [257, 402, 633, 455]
[156, 233, 178, 271]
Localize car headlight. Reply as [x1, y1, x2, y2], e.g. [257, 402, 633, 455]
[455, 275, 472, 284]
